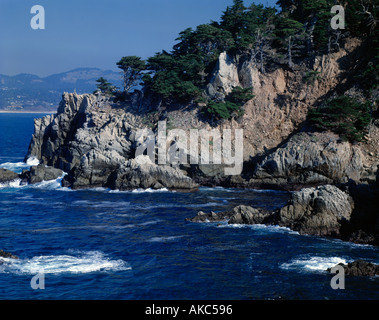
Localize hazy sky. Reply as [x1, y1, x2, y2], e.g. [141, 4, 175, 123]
[0, 0, 277, 77]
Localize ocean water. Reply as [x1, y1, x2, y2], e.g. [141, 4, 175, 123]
[0, 113, 378, 300]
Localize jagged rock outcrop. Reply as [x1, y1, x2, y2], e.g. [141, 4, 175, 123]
[1, 165, 64, 187]
[194, 39, 379, 187]
[188, 185, 355, 239]
[26, 92, 199, 191]
[275, 185, 354, 236]
[206, 52, 240, 100]
[26, 93, 137, 174]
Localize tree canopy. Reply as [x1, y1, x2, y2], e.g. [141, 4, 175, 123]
[111, 0, 377, 123]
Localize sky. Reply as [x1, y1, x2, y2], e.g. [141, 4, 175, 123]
[0, 0, 277, 77]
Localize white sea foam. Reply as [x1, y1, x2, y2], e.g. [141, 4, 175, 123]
[0, 179, 22, 189]
[219, 223, 300, 235]
[0, 157, 39, 173]
[141, 202, 219, 210]
[280, 256, 350, 272]
[0, 251, 131, 275]
[132, 188, 169, 193]
[0, 162, 29, 173]
[148, 235, 184, 243]
[26, 157, 40, 166]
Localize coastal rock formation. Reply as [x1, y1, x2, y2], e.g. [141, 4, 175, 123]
[185, 210, 233, 223]
[186, 205, 270, 224]
[0, 169, 19, 184]
[189, 185, 355, 239]
[228, 205, 272, 225]
[24, 39, 378, 192]
[196, 39, 379, 188]
[275, 185, 354, 236]
[26, 92, 199, 191]
[328, 260, 379, 277]
[107, 155, 198, 191]
[20, 165, 64, 185]
[249, 132, 364, 188]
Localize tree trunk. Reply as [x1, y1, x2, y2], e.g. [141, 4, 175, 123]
[288, 36, 293, 69]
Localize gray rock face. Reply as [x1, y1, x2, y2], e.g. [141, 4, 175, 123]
[228, 205, 271, 225]
[27, 93, 198, 191]
[26, 93, 136, 174]
[275, 185, 354, 236]
[206, 52, 240, 100]
[0, 169, 19, 183]
[188, 185, 354, 238]
[185, 210, 233, 223]
[186, 205, 270, 225]
[251, 132, 364, 187]
[108, 156, 198, 191]
[28, 165, 64, 184]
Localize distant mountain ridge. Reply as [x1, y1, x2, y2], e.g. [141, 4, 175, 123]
[0, 68, 122, 111]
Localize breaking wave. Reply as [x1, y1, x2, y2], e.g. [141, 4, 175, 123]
[0, 250, 131, 275]
[280, 256, 350, 273]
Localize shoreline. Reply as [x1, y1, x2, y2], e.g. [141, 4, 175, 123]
[0, 110, 56, 114]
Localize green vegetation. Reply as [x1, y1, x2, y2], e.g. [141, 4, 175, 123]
[109, 0, 377, 127]
[117, 56, 146, 93]
[203, 87, 254, 121]
[94, 77, 116, 95]
[309, 96, 372, 142]
[302, 71, 321, 84]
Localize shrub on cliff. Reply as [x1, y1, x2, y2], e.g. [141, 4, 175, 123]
[309, 96, 372, 142]
[203, 86, 254, 121]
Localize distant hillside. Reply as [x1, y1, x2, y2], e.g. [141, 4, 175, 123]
[0, 68, 122, 111]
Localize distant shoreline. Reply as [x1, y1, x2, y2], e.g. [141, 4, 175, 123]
[0, 110, 56, 114]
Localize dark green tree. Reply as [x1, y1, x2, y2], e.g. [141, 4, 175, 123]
[309, 96, 372, 142]
[117, 56, 146, 93]
[94, 77, 116, 95]
[274, 14, 305, 68]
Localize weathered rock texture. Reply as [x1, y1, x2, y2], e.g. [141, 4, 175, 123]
[188, 185, 357, 239]
[275, 185, 354, 236]
[181, 39, 378, 187]
[328, 260, 379, 277]
[26, 93, 198, 191]
[250, 132, 365, 188]
[25, 38, 379, 191]
[0, 169, 19, 183]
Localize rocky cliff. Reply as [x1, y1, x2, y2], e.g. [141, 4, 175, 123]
[25, 38, 378, 193]
[25, 92, 198, 191]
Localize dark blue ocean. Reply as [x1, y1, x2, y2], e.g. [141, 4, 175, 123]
[0, 113, 378, 300]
